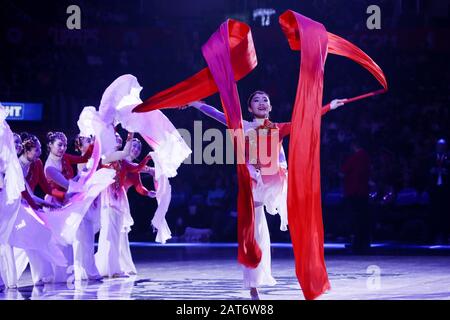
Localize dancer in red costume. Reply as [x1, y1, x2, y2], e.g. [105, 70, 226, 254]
[95, 131, 137, 278]
[119, 137, 156, 275]
[44, 131, 94, 282]
[14, 133, 67, 285]
[45, 132, 93, 199]
[18, 133, 64, 208]
[70, 134, 104, 281]
[183, 92, 345, 299]
[11, 132, 40, 209]
[1, 125, 67, 287]
[121, 138, 155, 198]
[80, 74, 190, 277]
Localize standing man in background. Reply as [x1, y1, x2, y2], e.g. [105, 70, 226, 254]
[341, 137, 372, 253]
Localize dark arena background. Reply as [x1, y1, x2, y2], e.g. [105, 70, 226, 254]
[0, 0, 449, 306]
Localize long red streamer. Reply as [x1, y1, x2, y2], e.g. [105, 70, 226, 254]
[135, 20, 262, 268]
[201, 21, 262, 268]
[279, 10, 387, 300]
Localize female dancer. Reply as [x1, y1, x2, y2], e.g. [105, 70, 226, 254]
[68, 134, 103, 281]
[14, 133, 66, 286]
[95, 131, 136, 278]
[119, 137, 155, 275]
[44, 131, 93, 282]
[122, 138, 155, 198]
[0, 106, 24, 290]
[13, 133, 23, 155]
[18, 133, 64, 208]
[106, 74, 191, 244]
[185, 91, 346, 299]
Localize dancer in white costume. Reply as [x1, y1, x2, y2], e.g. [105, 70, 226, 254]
[95, 131, 135, 278]
[119, 138, 156, 275]
[10, 129, 113, 285]
[91, 74, 190, 277]
[100, 74, 191, 244]
[14, 133, 66, 286]
[184, 91, 345, 299]
[71, 134, 103, 281]
[0, 105, 24, 290]
[44, 131, 87, 283]
[1, 129, 66, 288]
[43, 131, 115, 283]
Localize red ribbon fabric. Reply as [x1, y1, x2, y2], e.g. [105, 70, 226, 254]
[135, 20, 261, 268]
[201, 21, 262, 268]
[279, 10, 387, 300]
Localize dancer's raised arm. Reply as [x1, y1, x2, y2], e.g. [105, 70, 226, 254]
[102, 132, 134, 164]
[186, 101, 227, 126]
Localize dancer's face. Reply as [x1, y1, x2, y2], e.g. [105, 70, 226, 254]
[14, 135, 23, 155]
[248, 93, 272, 119]
[130, 141, 142, 160]
[25, 141, 42, 161]
[79, 136, 92, 154]
[50, 138, 67, 157]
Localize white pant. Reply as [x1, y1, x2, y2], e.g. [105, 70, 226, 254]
[52, 245, 73, 283]
[0, 244, 17, 287]
[26, 249, 54, 284]
[73, 217, 101, 280]
[119, 231, 136, 275]
[95, 206, 124, 277]
[0, 193, 20, 288]
[242, 205, 277, 289]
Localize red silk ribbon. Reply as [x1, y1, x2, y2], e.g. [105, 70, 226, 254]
[134, 20, 262, 268]
[201, 21, 262, 268]
[279, 10, 387, 300]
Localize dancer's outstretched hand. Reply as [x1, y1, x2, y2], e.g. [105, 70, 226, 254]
[330, 98, 348, 110]
[189, 101, 205, 109]
[179, 101, 206, 110]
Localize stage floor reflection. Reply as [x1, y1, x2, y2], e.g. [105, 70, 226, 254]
[2, 244, 450, 300]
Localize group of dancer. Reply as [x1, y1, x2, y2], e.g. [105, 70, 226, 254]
[0, 74, 191, 291]
[0, 116, 152, 287]
[1, 10, 386, 300]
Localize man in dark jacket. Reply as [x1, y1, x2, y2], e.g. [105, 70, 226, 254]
[341, 138, 371, 253]
[428, 138, 450, 244]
